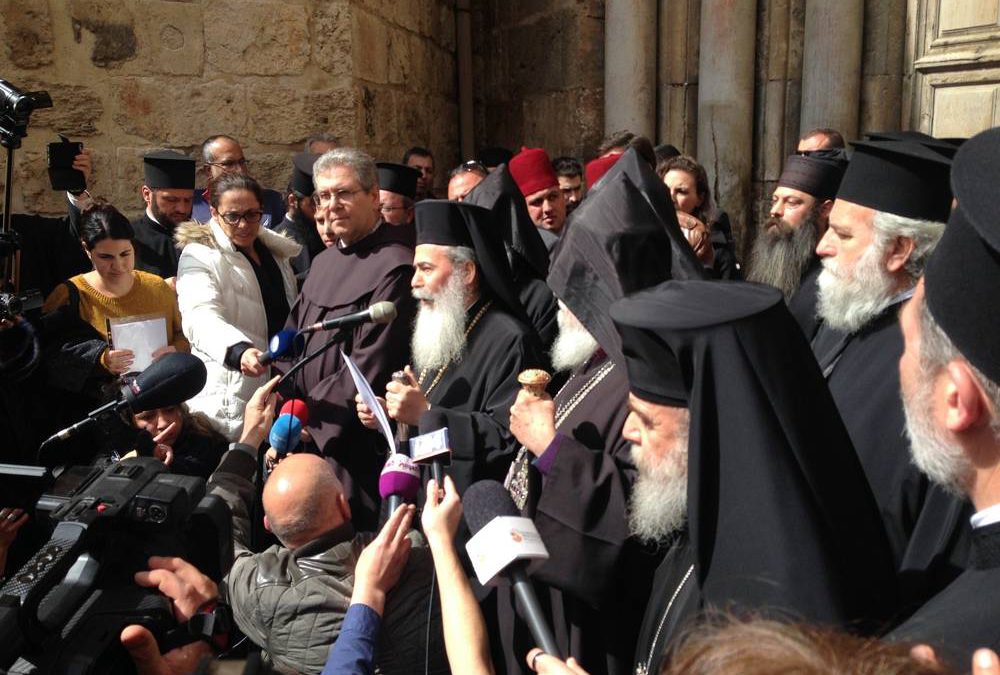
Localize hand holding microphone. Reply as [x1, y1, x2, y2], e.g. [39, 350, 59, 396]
[385, 365, 428, 426]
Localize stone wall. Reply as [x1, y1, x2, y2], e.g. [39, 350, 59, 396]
[0, 0, 458, 217]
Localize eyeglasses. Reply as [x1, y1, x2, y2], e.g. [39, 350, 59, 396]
[379, 204, 408, 213]
[207, 158, 249, 170]
[460, 160, 487, 173]
[219, 210, 263, 226]
[313, 188, 364, 207]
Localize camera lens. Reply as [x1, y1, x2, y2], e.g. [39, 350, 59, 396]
[147, 504, 167, 523]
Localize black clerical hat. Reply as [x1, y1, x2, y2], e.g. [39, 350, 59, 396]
[925, 127, 1000, 384]
[777, 154, 846, 201]
[415, 200, 524, 320]
[464, 164, 550, 278]
[288, 152, 319, 197]
[836, 140, 952, 222]
[548, 172, 677, 364]
[865, 130, 965, 158]
[143, 150, 195, 190]
[377, 162, 420, 200]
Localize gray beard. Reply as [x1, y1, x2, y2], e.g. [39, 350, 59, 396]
[550, 314, 599, 373]
[627, 431, 689, 545]
[746, 211, 821, 300]
[903, 369, 975, 496]
[411, 276, 468, 373]
[816, 241, 898, 333]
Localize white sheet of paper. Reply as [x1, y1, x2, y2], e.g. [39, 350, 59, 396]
[341, 349, 397, 454]
[110, 316, 167, 372]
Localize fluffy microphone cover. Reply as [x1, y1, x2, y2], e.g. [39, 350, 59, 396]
[378, 454, 421, 501]
[279, 399, 310, 426]
[463, 479, 519, 535]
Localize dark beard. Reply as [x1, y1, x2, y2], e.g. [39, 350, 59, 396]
[746, 208, 821, 300]
[150, 200, 186, 230]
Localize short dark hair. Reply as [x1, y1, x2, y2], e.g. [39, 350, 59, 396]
[403, 146, 433, 164]
[201, 134, 241, 164]
[208, 173, 263, 210]
[448, 160, 488, 180]
[80, 203, 134, 250]
[304, 133, 338, 152]
[552, 156, 583, 178]
[799, 128, 845, 149]
[597, 130, 636, 157]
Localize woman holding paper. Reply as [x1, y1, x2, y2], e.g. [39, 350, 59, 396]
[42, 203, 188, 382]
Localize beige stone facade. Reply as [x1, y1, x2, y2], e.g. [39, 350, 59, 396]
[0, 0, 458, 218]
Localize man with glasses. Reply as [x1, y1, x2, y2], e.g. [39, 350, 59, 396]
[376, 162, 420, 243]
[280, 148, 418, 531]
[447, 161, 487, 201]
[192, 135, 286, 228]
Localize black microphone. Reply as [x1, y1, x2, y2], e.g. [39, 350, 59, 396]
[45, 352, 208, 443]
[416, 409, 451, 484]
[259, 329, 300, 366]
[299, 301, 396, 334]
[463, 480, 560, 658]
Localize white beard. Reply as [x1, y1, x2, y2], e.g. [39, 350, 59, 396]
[903, 371, 975, 496]
[550, 311, 599, 373]
[817, 241, 898, 333]
[411, 275, 468, 373]
[628, 429, 690, 544]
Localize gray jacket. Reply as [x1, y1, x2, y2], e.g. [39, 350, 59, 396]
[208, 446, 448, 674]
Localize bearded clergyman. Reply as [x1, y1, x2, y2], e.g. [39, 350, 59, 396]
[610, 280, 898, 675]
[789, 138, 971, 615]
[359, 200, 544, 492]
[747, 153, 845, 300]
[491, 159, 702, 675]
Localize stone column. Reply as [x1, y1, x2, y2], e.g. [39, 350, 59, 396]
[657, 0, 700, 152]
[697, 0, 757, 245]
[604, 0, 657, 138]
[800, 0, 864, 139]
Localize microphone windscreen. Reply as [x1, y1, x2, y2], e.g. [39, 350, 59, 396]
[269, 413, 303, 454]
[124, 352, 207, 413]
[379, 454, 421, 501]
[463, 480, 519, 536]
[269, 329, 300, 359]
[418, 409, 450, 436]
[370, 301, 397, 324]
[279, 399, 310, 426]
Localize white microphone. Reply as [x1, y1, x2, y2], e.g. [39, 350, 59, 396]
[299, 301, 397, 334]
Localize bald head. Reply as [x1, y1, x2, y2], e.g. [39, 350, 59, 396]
[263, 454, 350, 549]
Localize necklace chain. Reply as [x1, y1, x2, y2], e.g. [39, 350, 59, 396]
[636, 564, 694, 675]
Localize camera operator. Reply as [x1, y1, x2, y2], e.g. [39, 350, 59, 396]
[205, 378, 447, 675]
[0, 315, 47, 464]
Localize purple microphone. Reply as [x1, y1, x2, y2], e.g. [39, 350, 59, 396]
[378, 453, 421, 516]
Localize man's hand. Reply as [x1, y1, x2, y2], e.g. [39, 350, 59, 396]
[72, 148, 93, 187]
[240, 347, 267, 377]
[526, 649, 590, 674]
[421, 476, 462, 550]
[356, 393, 388, 430]
[385, 366, 429, 425]
[240, 375, 280, 447]
[351, 503, 415, 616]
[105, 348, 135, 374]
[121, 556, 218, 675]
[509, 388, 557, 457]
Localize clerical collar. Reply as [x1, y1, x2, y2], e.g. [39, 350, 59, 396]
[971, 502, 1000, 529]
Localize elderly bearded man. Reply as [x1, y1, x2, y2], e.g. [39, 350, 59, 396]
[358, 201, 544, 492]
[789, 139, 971, 615]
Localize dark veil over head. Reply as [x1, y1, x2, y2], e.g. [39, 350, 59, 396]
[611, 280, 898, 631]
[463, 164, 550, 280]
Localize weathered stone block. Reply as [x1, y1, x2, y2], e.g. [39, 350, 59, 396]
[1, 0, 54, 69]
[131, 0, 205, 75]
[205, 1, 309, 75]
[312, 1, 352, 76]
[246, 152, 295, 193]
[387, 28, 413, 85]
[353, 8, 390, 83]
[114, 78, 248, 145]
[30, 84, 105, 137]
[247, 86, 356, 146]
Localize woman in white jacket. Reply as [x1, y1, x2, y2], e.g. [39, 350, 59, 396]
[175, 173, 300, 439]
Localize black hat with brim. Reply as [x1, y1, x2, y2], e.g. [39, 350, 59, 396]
[925, 126, 1000, 384]
[289, 152, 320, 197]
[377, 162, 420, 200]
[777, 154, 846, 201]
[143, 150, 195, 190]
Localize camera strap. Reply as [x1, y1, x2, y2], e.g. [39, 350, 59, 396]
[159, 601, 233, 654]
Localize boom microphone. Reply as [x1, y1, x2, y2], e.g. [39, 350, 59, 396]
[259, 329, 300, 366]
[464, 480, 559, 658]
[299, 301, 397, 334]
[378, 454, 421, 516]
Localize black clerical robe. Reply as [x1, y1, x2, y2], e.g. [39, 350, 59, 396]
[419, 297, 544, 492]
[282, 223, 417, 531]
[795, 295, 971, 614]
[132, 213, 181, 279]
[273, 214, 325, 284]
[495, 354, 650, 675]
[889, 521, 1000, 669]
[633, 533, 697, 675]
[517, 276, 559, 352]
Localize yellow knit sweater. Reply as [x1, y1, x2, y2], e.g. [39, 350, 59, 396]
[43, 270, 190, 360]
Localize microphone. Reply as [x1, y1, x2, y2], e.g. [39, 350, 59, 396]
[464, 480, 559, 658]
[45, 352, 208, 443]
[378, 454, 421, 516]
[259, 329, 300, 366]
[269, 413, 303, 456]
[279, 398, 309, 426]
[299, 301, 396, 334]
[415, 410, 452, 485]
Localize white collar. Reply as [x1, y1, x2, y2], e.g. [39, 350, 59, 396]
[970, 502, 1000, 529]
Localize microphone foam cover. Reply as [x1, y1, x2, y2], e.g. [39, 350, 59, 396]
[125, 352, 207, 413]
[269, 413, 303, 454]
[379, 454, 421, 501]
[269, 329, 301, 358]
[370, 301, 397, 324]
[279, 399, 310, 426]
[463, 480, 519, 536]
